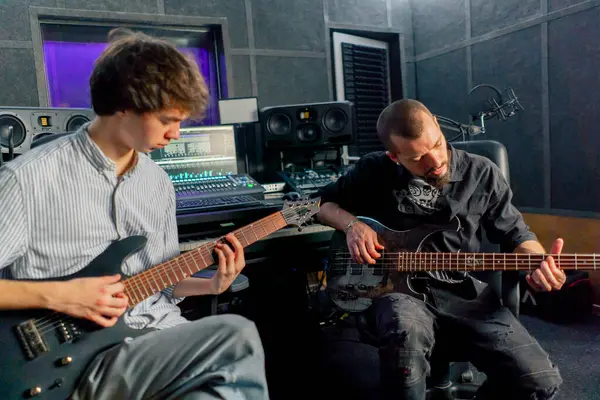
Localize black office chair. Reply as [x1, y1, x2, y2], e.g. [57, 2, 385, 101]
[182, 270, 251, 316]
[355, 140, 520, 400]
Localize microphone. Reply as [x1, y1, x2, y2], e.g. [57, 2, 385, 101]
[469, 84, 524, 122]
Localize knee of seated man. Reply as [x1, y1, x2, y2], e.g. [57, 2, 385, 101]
[378, 319, 433, 386]
[210, 314, 265, 357]
[378, 316, 434, 384]
[388, 318, 434, 351]
[379, 298, 435, 351]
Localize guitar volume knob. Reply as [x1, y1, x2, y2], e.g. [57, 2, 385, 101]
[28, 387, 42, 397]
[55, 356, 73, 367]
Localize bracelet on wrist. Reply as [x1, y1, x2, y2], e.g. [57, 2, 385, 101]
[343, 219, 359, 234]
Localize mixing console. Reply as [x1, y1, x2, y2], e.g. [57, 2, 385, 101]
[174, 174, 265, 214]
[277, 168, 343, 195]
[175, 174, 264, 200]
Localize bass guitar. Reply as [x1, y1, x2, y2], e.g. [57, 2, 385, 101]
[326, 216, 598, 313]
[0, 197, 320, 399]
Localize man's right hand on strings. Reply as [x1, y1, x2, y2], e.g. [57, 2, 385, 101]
[345, 221, 385, 265]
[46, 275, 128, 328]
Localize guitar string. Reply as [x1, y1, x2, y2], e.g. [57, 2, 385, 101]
[329, 251, 597, 270]
[329, 257, 596, 265]
[123, 214, 278, 291]
[328, 259, 600, 271]
[122, 209, 294, 301]
[328, 259, 595, 270]
[35, 222, 284, 334]
[330, 250, 598, 258]
[313, 250, 597, 309]
[34, 212, 288, 332]
[30, 206, 313, 332]
[33, 252, 590, 332]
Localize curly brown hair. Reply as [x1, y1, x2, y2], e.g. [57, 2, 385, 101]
[90, 28, 209, 119]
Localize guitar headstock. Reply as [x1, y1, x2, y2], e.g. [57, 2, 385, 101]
[282, 196, 321, 228]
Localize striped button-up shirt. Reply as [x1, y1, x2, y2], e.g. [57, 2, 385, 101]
[0, 124, 187, 330]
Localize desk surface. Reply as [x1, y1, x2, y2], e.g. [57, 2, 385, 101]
[179, 223, 335, 252]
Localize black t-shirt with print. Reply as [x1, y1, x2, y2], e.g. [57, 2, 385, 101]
[318, 144, 537, 283]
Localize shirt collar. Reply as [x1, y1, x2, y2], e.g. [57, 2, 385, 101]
[74, 122, 141, 178]
[448, 143, 466, 182]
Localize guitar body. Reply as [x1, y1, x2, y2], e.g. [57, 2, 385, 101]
[0, 236, 153, 399]
[0, 197, 323, 399]
[326, 216, 460, 313]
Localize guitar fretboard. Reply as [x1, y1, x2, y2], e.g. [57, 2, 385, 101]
[385, 252, 599, 272]
[122, 211, 288, 306]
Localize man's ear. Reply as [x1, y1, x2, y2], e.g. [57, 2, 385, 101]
[385, 151, 399, 164]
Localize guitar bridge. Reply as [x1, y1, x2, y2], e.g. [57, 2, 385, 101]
[15, 320, 49, 360]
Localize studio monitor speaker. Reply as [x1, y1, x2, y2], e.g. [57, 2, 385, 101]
[0, 106, 95, 154]
[260, 101, 355, 149]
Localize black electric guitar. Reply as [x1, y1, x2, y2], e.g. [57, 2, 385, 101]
[326, 216, 598, 313]
[0, 197, 320, 399]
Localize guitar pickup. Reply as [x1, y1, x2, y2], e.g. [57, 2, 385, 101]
[350, 265, 363, 275]
[16, 320, 49, 360]
[372, 266, 384, 276]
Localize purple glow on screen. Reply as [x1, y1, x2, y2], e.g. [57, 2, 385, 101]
[42, 41, 222, 125]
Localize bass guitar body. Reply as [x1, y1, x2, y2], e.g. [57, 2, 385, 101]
[326, 216, 460, 313]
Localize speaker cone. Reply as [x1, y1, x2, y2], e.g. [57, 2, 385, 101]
[0, 115, 26, 148]
[267, 113, 292, 136]
[323, 108, 347, 132]
[66, 115, 90, 132]
[297, 124, 319, 142]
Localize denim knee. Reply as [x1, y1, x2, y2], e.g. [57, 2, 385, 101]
[379, 319, 434, 386]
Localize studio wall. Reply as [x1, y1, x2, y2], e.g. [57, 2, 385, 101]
[412, 0, 600, 215]
[2, 0, 598, 216]
[0, 0, 416, 111]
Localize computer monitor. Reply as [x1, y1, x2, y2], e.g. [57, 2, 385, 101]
[149, 125, 239, 185]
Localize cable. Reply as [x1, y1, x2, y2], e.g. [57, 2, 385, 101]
[435, 115, 467, 142]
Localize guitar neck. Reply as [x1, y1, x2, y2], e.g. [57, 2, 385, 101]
[390, 252, 599, 272]
[123, 210, 288, 306]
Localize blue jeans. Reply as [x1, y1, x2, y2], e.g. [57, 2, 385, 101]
[369, 277, 562, 400]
